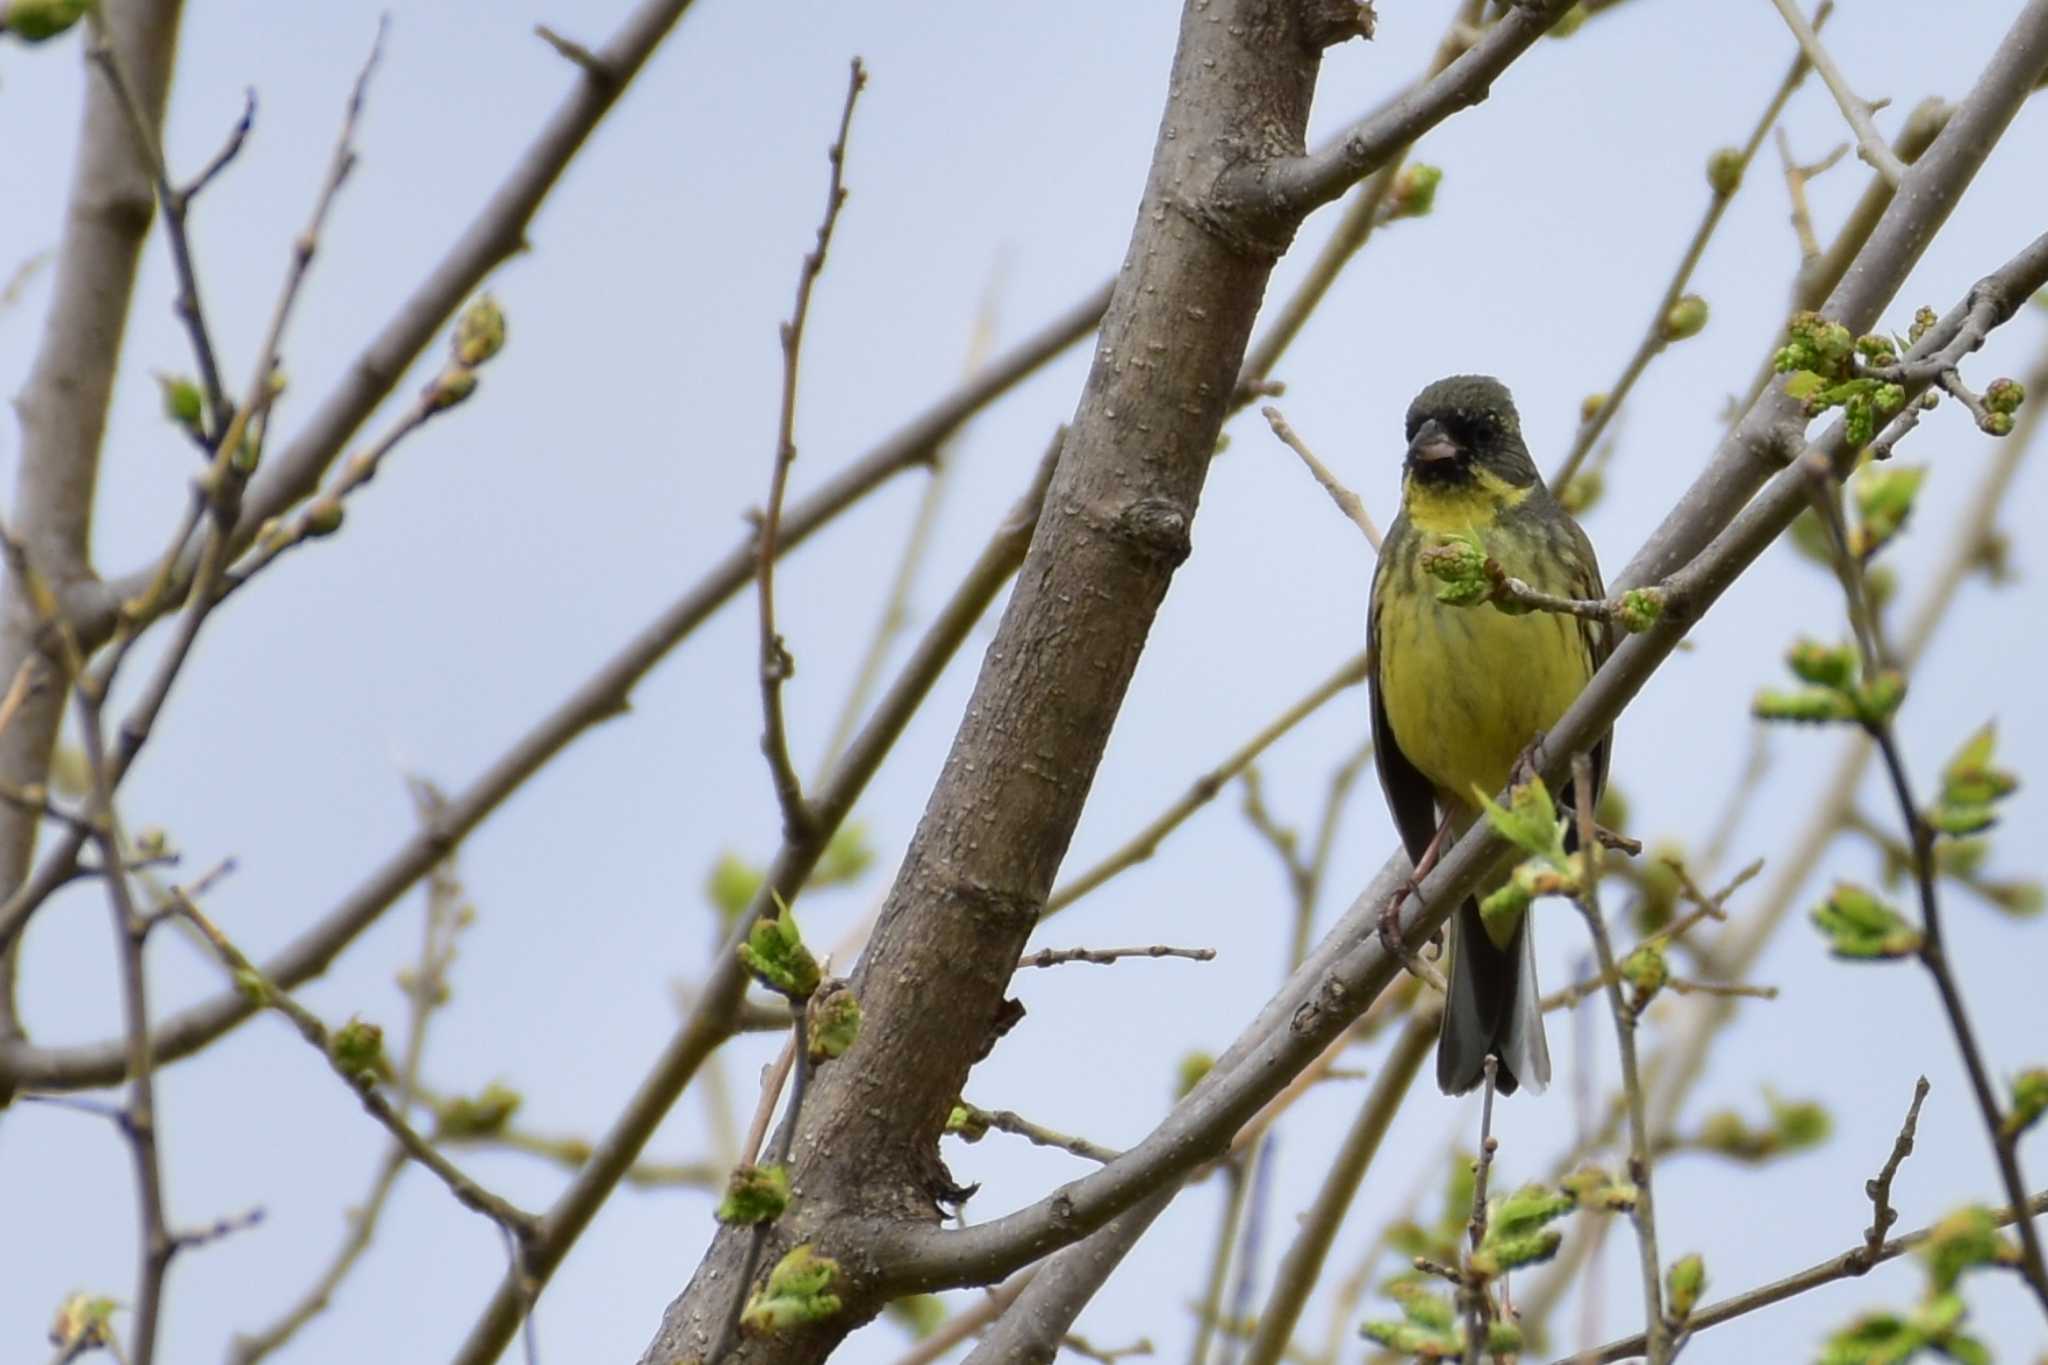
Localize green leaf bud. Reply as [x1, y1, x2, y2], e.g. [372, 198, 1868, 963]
[740, 1244, 843, 1334]
[1768, 1093, 1832, 1150]
[1983, 377, 2024, 416]
[1786, 639, 1857, 689]
[2002, 1068, 2048, 1140]
[738, 902, 822, 999]
[1854, 466, 1926, 555]
[1705, 146, 1743, 197]
[807, 981, 861, 1062]
[329, 1016, 389, 1082]
[435, 1081, 522, 1139]
[1666, 1253, 1707, 1322]
[1920, 1206, 2007, 1291]
[1852, 670, 1907, 726]
[715, 1162, 791, 1225]
[1475, 776, 1568, 863]
[1388, 162, 1443, 219]
[1617, 587, 1664, 634]
[48, 1293, 119, 1353]
[1662, 294, 1710, 342]
[452, 293, 507, 367]
[1420, 532, 1490, 607]
[157, 372, 205, 434]
[3, 0, 93, 42]
[706, 851, 763, 926]
[303, 498, 346, 539]
[1175, 1050, 1215, 1100]
[1579, 391, 1608, 424]
[1620, 939, 1667, 1008]
[1559, 468, 1603, 515]
[1811, 881, 1923, 959]
[423, 364, 478, 414]
[1908, 305, 1940, 345]
[1855, 333, 1898, 365]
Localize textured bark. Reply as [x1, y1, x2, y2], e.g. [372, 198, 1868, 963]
[638, 2, 1333, 1360]
[0, 0, 185, 1060]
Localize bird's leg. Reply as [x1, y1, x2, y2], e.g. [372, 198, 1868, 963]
[1378, 809, 1456, 988]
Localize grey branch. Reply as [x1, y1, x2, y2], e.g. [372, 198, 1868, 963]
[1767, 0, 1908, 186]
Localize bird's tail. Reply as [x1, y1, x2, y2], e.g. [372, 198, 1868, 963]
[1436, 896, 1550, 1096]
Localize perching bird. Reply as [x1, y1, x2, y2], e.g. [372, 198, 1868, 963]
[1367, 375, 1611, 1096]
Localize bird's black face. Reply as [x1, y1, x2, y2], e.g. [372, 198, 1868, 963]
[1402, 374, 1540, 489]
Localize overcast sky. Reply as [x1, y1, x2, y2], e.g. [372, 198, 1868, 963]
[3, 2, 2046, 1362]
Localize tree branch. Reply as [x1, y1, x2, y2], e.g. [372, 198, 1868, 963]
[1766, 0, 1907, 186]
[1219, 0, 1575, 239]
[1562, 1190, 2048, 1364]
[453, 436, 1062, 1364]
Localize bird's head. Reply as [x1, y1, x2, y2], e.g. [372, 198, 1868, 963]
[1402, 375, 1541, 491]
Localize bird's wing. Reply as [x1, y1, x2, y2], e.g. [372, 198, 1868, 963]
[1563, 512, 1614, 808]
[1368, 518, 1441, 865]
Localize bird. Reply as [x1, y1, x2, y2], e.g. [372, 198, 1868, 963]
[1366, 375, 1612, 1096]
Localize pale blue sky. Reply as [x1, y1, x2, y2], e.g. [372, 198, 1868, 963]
[2, 3, 2045, 1362]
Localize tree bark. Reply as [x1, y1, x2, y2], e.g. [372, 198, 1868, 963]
[0, 0, 185, 1064]
[639, 2, 1346, 1359]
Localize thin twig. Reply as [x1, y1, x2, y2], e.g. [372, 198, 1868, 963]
[1562, 1189, 2048, 1364]
[1263, 406, 1382, 550]
[172, 892, 538, 1241]
[1774, 128, 1848, 267]
[756, 58, 868, 841]
[1046, 650, 1369, 917]
[1850, 1075, 1930, 1270]
[1552, 6, 1824, 488]
[1016, 944, 1217, 969]
[82, 23, 237, 441]
[230, 783, 471, 1363]
[1243, 1011, 1435, 1365]
[954, 1101, 1121, 1165]
[1189, 1152, 1254, 1365]
[1462, 1056, 1500, 1365]
[1802, 420, 2048, 1311]
[1872, 726, 2048, 1310]
[711, 1008, 813, 1361]
[1573, 755, 1667, 1362]
[72, 685, 171, 1365]
[1766, 0, 1906, 186]
[891, 1271, 1038, 1365]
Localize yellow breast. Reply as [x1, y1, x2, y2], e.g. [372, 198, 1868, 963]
[1378, 492, 1593, 813]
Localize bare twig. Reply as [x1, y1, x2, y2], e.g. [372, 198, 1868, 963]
[1016, 944, 1216, 969]
[1573, 755, 1667, 1363]
[1046, 650, 1369, 917]
[756, 59, 868, 841]
[172, 893, 537, 1241]
[1563, 1189, 2048, 1364]
[82, 25, 238, 440]
[1243, 1011, 1435, 1365]
[891, 1272, 1037, 1365]
[1190, 1152, 1254, 1365]
[1552, 8, 1824, 488]
[1851, 1075, 1930, 1270]
[1462, 1055, 1501, 1365]
[1774, 127, 1848, 266]
[1264, 406, 1381, 550]
[953, 1101, 1121, 1165]
[1766, 0, 1907, 186]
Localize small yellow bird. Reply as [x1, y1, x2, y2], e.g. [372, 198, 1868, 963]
[1367, 375, 1612, 1095]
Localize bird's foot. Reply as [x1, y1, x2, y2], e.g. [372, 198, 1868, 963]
[1378, 879, 1448, 992]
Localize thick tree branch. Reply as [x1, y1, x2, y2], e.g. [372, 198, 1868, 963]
[1215, 0, 1572, 242]
[0, 0, 183, 1061]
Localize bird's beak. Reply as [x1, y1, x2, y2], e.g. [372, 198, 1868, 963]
[1406, 418, 1459, 469]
